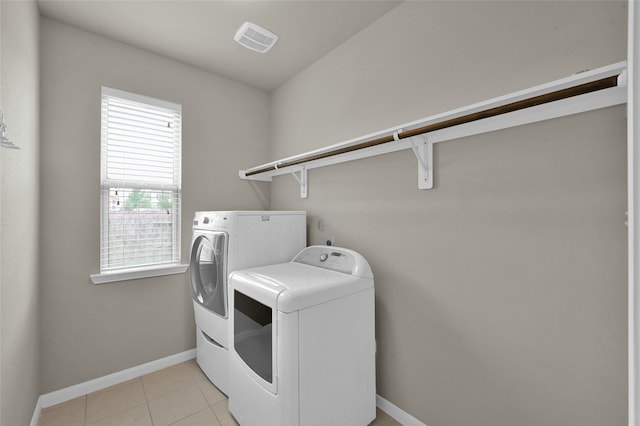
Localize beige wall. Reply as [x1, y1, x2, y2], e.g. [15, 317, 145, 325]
[0, 1, 40, 425]
[269, 2, 628, 425]
[39, 17, 270, 393]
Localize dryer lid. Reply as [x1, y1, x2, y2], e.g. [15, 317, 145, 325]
[229, 246, 373, 313]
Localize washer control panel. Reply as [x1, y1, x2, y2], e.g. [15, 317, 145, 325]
[193, 211, 229, 229]
[293, 246, 356, 274]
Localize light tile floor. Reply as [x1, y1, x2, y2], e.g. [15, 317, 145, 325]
[37, 359, 401, 426]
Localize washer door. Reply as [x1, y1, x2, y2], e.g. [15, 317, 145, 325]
[190, 232, 227, 317]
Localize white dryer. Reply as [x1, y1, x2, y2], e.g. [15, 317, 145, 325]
[228, 246, 376, 426]
[189, 211, 306, 395]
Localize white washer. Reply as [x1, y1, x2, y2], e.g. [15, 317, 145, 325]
[189, 211, 306, 395]
[228, 246, 376, 426]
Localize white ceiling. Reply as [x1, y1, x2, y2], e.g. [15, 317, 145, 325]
[36, 0, 401, 91]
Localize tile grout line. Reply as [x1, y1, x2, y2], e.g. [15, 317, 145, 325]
[145, 361, 211, 425]
[183, 360, 229, 426]
[146, 399, 154, 426]
[191, 361, 223, 426]
[138, 374, 156, 425]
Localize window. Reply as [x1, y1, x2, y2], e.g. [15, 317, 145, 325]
[97, 87, 182, 278]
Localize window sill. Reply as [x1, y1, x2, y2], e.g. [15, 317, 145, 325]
[90, 263, 189, 285]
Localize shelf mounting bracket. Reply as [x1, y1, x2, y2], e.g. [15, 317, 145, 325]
[394, 132, 433, 190]
[290, 165, 308, 198]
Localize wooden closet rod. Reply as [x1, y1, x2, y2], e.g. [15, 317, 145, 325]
[245, 74, 620, 177]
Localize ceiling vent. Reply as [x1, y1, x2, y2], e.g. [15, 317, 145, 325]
[234, 22, 279, 53]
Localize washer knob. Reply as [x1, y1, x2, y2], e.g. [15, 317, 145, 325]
[319, 253, 328, 262]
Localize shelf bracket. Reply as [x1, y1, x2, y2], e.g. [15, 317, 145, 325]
[412, 135, 433, 190]
[290, 165, 308, 198]
[395, 132, 433, 190]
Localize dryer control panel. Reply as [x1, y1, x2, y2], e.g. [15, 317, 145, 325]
[293, 246, 358, 275]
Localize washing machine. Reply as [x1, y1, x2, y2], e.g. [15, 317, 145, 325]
[190, 211, 306, 395]
[228, 245, 376, 426]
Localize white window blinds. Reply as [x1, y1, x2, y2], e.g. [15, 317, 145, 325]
[100, 87, 182, 272]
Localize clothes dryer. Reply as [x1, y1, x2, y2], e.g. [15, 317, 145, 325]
[228, 246, 376, 426]
[190, 211, 306, 394]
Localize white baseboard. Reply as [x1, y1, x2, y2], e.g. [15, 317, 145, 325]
[31, 349, 421, 426]
[30, 398, 43, 426]
[31, 348, 196, 425]
[377, 394, 426, 426]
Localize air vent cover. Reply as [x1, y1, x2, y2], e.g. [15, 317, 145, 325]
[234, 22, 279, 53]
